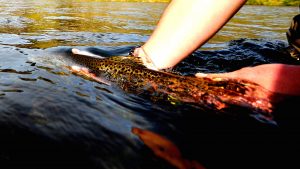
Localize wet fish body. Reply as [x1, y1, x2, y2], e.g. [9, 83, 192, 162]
[68, 50, 273, 115]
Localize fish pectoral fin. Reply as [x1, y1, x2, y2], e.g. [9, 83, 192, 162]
[70, 65, 111, 85]
[71, 48, 104, 59]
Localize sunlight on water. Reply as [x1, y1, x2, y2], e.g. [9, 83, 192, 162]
[0, 0, 297, 49]
[0, 1, 300, 169]
[0, 0, 166, 48]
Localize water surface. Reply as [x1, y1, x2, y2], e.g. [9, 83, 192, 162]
[0, 1, 299, 169]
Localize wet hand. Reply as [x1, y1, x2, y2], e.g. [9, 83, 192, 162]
[195, 64, 300, 96]
[131, 47, 159, 71]
[195, 66, 272, 91]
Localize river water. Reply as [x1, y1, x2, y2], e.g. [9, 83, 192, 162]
[0, 1, 299, 169]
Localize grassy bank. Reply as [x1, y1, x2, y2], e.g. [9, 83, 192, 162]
[246, 0, 299, 6]
[86, 0, 170, 2]
[78, 0, 299, 6]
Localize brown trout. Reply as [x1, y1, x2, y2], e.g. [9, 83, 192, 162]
[68, 48, 273, 115]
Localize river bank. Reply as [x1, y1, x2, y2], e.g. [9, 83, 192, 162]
[247, 0, 299, 6]
[88, 0, 299, 6]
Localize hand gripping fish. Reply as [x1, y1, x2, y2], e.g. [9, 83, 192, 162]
[68, 48, 273, 116]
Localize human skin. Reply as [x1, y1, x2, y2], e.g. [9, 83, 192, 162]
[134, 0, 300, 96]
[137, 0, 247, 69]
[196, 64, 300, 96]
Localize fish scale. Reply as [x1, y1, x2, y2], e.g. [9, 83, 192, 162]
[69, 51, 273, 116]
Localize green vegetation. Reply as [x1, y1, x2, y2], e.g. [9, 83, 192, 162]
[246, 0, 299, 6]
[83, 0, 299, 6]
[81, 0, 170, 2]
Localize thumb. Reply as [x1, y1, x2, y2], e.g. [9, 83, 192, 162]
[195, 72, 233, 79]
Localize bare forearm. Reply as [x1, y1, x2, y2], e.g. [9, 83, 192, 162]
[142, 0, 247, 69]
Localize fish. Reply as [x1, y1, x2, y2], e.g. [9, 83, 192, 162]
[68, 48, 273, 115]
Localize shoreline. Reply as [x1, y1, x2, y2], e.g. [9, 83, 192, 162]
[89, 0, 299, 6]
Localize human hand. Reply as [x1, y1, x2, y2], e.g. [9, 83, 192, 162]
[131, 47, 159, 71]
[196, 64, 300, 96]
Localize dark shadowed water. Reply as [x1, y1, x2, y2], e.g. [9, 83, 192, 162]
[0, 1, 300, 169]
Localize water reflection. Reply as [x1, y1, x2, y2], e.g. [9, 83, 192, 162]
[0, 0, 166, 48]
[0, 1, 300, 169]
[132, 127, 206, 169]
[1, 1, 297, 49]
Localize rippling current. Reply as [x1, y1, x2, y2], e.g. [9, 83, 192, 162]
[0, 1, 300, 169]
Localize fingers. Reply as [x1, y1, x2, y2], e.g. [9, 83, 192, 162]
[132, 47, 159, 71]
[195, 71, 238, 79]
[195, 72, 208, 78]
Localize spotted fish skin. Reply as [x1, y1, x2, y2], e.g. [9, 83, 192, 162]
[69, 51, 273, 114]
